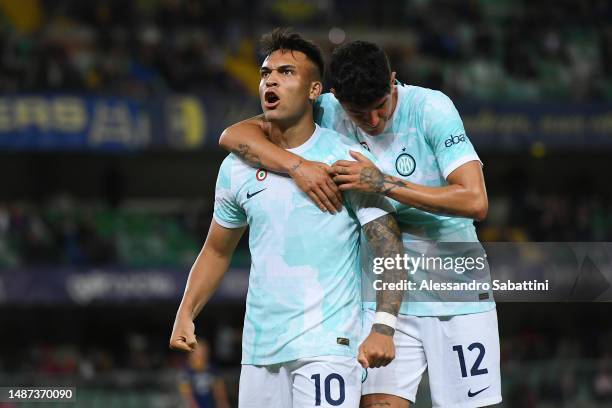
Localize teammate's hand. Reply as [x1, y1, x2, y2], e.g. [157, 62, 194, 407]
[169, 314, 197, 352]
[288, 159, 343, 213]
[332, 151, 387, 194]
[358, 330, 396, 368]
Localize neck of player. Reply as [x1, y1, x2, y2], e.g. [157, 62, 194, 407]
[388, 85, 399, 119]
[268, 111, 316, 149]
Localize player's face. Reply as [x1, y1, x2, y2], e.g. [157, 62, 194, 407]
[341, 94, 393, 135]
[259, 50, 321, 123]
[337, 72, 397, 136]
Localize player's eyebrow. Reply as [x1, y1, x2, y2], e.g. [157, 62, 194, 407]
[259, 64, 297, 74]
[375, 98, 387, 109]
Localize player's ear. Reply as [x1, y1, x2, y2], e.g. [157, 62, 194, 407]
[390, 71, 396, 88]
[309, 81, 323, 101]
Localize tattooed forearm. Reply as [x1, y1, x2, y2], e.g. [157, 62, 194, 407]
[381, 175, 454, 215]
[363, 214, 406, 323]
[231, 143, 262, 167]
[381, 175, 407, 194]
[359, 167, 386, 193]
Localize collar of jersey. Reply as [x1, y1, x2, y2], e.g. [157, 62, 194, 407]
[286, 124, 322, 154]
[386, 80, 407, 132]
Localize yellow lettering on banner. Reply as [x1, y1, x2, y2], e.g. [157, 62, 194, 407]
[463, 109, 496, 134]
[590, 112, 612, 134]
[53, 97, 86, 132]
[166, 97, 206, 148]
[0, 99, 11, 131]
[15, 97, 49, 130]
[540, 115, 586, 135]
[181, 97, 205, 147]
[463, 109, 532, 135]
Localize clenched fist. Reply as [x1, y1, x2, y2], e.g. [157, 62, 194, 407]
[169, 314, 197, 352]
[357, 329, 396, 368]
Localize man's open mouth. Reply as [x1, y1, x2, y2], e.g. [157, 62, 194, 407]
[264, 90, 280, 109]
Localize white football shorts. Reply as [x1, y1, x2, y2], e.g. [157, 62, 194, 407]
[362, 308, 502, 407]
[239, 355, 362, 407]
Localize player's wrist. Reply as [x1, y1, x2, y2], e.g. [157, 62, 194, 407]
[380, 174, 400, 196]
[372, 323, 395, 337]
[285, 155, 304, 175]
[177, 303, 197, 321]
[373, 311, 397, 336]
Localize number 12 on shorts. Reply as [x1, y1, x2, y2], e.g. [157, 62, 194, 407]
[452, 343, 488, 378]
[311, 373, 345, 406]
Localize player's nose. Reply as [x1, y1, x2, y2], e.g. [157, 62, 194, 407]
[265, 71, 279, 87]
[366, 111, 380, 128]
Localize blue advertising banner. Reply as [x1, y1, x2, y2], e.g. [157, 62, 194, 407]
[0, 96, 153, 150]
[0, 94, 259, 150]
[1, 94, 612, 150]
[458, 101, 612, 149]
[0, 266, 249, 305]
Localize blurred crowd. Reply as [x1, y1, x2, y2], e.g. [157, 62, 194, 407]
[501, 330, 612, 406]
[1, 193, 611, 268]
[481, 194, 612, 242]
[2, 0, 612, 101]
[0, 197, 215, 268]
[1, 327, 611, 406]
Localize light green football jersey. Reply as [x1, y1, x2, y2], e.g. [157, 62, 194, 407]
[315, 83, 495, 316]
[214, 125, 394, 365]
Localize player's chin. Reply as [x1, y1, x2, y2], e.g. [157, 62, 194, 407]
[361, 123, 385, 136]
[263, 109, 281, 121]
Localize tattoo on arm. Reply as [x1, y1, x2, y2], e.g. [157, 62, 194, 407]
[359, 167, 385, 193]
[363, 214, 406, 331]
[380, 175, 451, 215]
[231, 143, 262, 167]
[361, 170, 410, 195]
[290, 159, 303, 173]
[372, 323, 395, 336]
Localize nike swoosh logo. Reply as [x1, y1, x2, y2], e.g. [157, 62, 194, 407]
[246, 188, 267, 199]
[468, 386, 490, 398]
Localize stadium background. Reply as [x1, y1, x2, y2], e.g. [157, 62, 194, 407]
[1, 0, 612, 406]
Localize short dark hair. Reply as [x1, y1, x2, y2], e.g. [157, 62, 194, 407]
[260, 28, 325, 79]
[329, 41, 392, 107]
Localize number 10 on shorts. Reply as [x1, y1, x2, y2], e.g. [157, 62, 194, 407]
[311, 373, 345, 406]
[452, 343, 488, 378]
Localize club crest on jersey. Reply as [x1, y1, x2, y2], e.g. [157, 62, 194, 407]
[255, 169, 267, 181]
[395, 153, 416, 176]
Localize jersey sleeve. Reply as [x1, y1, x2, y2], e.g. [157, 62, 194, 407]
[213, 157, 247, 228]
[343, 147, 396, 226]
[423, 91, 481, 179]
[314, 94, 359, 143]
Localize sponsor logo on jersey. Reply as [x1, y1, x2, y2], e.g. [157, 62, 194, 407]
[255, 169, 267, 181]
[395, 153, 416, 176]
[445, 133, 467, 147]
[360, 142, 370, 151]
